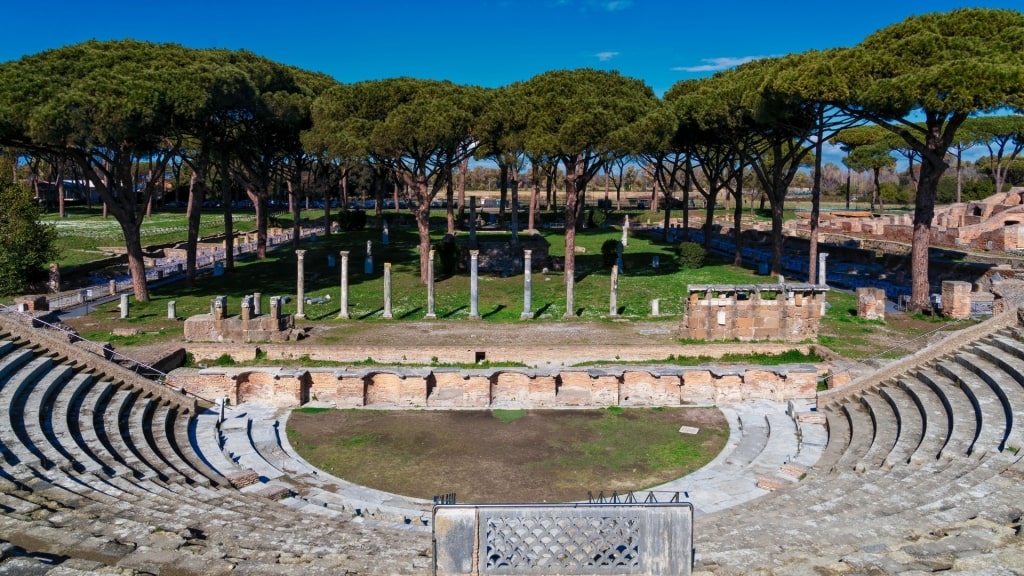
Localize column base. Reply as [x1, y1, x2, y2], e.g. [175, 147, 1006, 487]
[337, 313, 350, 319]
[424, 313, 437, 319]
[294, 314, 306, 320]
[520, 312, 534, 320]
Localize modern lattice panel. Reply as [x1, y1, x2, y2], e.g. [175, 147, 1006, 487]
[433, 503, 693, 575]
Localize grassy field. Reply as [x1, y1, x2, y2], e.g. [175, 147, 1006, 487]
[286, 406, 729, 503]
[48, 205, 962, 362]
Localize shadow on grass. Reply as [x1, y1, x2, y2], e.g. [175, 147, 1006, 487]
[399, 307, 424, 320]
[441, 306, 467, 319]
[358, 307, 384, 320]
[535, 303, 553, 317]
[482, 305, 506, 319]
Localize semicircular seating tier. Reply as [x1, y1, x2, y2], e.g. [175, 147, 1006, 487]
[2, 308, 1024, 574]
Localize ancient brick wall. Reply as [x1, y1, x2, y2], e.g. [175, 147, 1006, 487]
[680, 284, 828, 343]
[170, 364, 821, 409]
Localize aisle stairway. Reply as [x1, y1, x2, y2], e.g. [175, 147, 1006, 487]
[4, 306, 1024, 574]
[694, 320, 1024, 574]
[0, 315, 431, 575]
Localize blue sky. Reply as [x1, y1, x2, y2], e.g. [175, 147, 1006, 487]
[4, 1, 1022, 96]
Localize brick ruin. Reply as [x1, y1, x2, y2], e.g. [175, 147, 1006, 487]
[183, 295, 300, 343]
[785, 188, 1024, 252]
[680, 283, 829, 342]
[169, 364, 820, 409]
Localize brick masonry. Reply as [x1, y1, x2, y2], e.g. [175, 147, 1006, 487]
[169, 364, 819, 408]
[680, 284, 828, 342]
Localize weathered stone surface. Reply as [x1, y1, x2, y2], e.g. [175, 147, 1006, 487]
[680, 284, 828, 342]
[856, 287, 887, 320]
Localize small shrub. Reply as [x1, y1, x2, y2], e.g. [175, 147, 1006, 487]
[435, 234, 460, 277]
[336, 209, 367, 231]
[212, 353, 236, 366]
[601, 239, 621, 268]
[676, 242, 706, 269]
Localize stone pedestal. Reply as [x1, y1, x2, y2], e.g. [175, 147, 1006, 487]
[253, 292, 262, 316]
[469, 250, 480, 319]
[295, 250, 306, 319]
[109, 279, 117, 296]
[119, 294, 130, 319]
[609, 266, 619, 317]
[650, 298, 660, 317]
[818, 252, 828, 285]
[564, 273, 576, 319]
[521, 249, 533, 320]
[383, 262, 393, 319]
[426, 249, 437, 319]
[942, 280, 972, 319]
[339, 251, 350, 319]
[167, 300, 176, 320]
[856, 287, 886, 321]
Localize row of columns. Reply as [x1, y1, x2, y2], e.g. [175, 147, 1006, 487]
[309, 249, 541, 320]
[296, 247, 653, 321]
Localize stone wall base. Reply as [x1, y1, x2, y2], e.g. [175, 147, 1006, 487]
[170, 365, 821, 409]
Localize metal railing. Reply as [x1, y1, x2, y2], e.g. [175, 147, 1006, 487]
[821, 318, 967, 387]
[587, 490, 686, 504]
[40, 224, 326, 312]
[0, 303, 214, 405]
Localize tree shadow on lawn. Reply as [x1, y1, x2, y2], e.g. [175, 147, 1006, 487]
[441, 306, 467, 319]
[482, 304, 505, 319]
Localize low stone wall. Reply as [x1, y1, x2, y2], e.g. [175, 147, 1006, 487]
[680, 284, 828, 342]
[168, 364, 819, 409]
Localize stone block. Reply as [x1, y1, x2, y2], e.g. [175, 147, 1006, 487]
[941, 280, 972, 320]
[856, 287, 886, 321]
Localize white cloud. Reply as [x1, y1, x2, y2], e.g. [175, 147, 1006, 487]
[595, 51, 620, 61]
[672, 55, 769, 73]
[602, 0, 632, 10]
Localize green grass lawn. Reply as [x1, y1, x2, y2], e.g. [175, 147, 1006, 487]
[54, 207, 953, 364]
[73, 223, 771, 341]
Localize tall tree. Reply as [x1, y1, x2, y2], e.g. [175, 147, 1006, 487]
[0, 40, 225, 301]
[965, 115, 1024, 196]
[310, 78, 486, 283]
[508, 69, 657, 317]
[813, 8, 1024, 310]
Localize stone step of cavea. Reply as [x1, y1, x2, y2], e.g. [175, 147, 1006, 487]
[779, 463, 808, 478]
[225, 470, 260, 489]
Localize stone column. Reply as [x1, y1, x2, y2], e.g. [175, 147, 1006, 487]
[469, 250, 480, 319]
[564, 273, 576, 319]
[818, 252, 829, 286]
[650, 298, 660, 317]
[622, 215, 629, 247]
[425, 249, 437, 319]
[167, 300, 176, 320]
[365, 240, 374, 275]
[382, 220, 390, 246]
[382, 262, 393, 319]
[270, 296, 281, 319]
[240, 295, 252, 335]
[295, 249, 307, 319]
[521, 249, 533, 320]
[338, 251, 350, 319]
[469, 196, 478, 247]
[253, 292, 262, 315]
[109, 279, 117, 296]
[119, 294, 130, 319]
[609, 266, 619, 317]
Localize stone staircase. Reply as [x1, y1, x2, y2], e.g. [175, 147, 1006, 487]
[693, 321, 1024, 574]
[4, 305, 1024, 574]
[0, 315, 431, 575]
